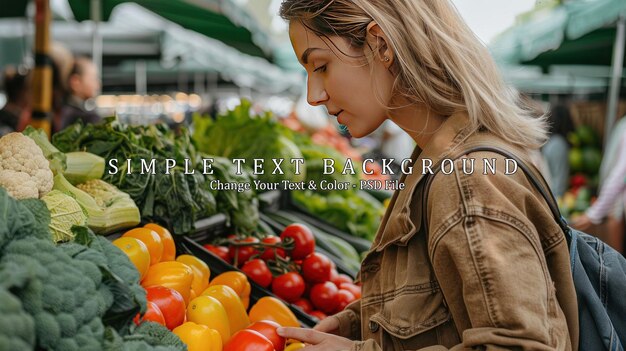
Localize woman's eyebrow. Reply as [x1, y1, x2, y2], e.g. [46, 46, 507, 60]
[301, 47, 324, 64]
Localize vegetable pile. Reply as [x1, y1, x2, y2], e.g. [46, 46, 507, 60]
[112, 223, 305, 351]
[204, 223, 362, 323]
[52, 119, 259, 235]
[0, 188, 185, 351]
[192, 100, 305, 184]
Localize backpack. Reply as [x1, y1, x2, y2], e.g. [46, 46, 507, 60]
[422, 145, 626, 351]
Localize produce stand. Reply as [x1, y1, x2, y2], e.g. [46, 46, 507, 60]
[177, 235, 318, 328]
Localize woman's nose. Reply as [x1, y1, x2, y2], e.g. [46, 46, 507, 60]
[307, 79, 329, 106]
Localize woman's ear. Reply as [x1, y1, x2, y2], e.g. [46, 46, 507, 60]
[366, 21, 393, 68]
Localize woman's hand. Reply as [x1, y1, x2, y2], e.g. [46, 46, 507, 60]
[572, 214, 593, 231]
[277, 327, 355, 351]
[313, 315, 340, 334]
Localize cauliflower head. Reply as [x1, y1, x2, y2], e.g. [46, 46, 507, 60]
[0, 170, 39, 199]
[0, 133, 53, 198]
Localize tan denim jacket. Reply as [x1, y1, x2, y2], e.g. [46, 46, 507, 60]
[334, 112, 579, 351]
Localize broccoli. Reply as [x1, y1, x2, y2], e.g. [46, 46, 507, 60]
[0, 287, 36, 350]
[104, 323, 187, 351]
[0, 237, 108, 351]
[0, 188, 182, 350]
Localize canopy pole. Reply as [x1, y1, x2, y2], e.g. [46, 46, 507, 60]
[30, 0, 52, 136]
[605, 15, 625, 149]
[91, 0, 102, 94]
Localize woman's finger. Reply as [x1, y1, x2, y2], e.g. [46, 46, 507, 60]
[277, 327, 326, 345]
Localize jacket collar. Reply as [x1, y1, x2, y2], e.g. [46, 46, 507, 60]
[371, 111, 477, 252]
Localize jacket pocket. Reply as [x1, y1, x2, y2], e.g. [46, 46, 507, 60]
[369, 285, 457, 349]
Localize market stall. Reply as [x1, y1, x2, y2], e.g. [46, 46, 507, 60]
[0, 99, 385, 350]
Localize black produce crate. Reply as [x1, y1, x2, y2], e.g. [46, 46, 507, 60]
[259, 190, 373, 254]
[186, 213, 230, 242]
[177, 235, 318, 328]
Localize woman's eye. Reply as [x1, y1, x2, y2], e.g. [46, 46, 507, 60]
[313, 64, 327, 73]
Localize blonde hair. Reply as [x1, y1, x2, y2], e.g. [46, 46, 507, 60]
[280, 0, 548, 149]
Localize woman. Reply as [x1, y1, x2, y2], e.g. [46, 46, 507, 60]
[276, 1, 578, 350]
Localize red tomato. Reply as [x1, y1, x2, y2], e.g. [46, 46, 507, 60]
[332, 273, 353, 287]
[247, 320, 285, 351]
[203, 244, 231, 263]
[329, 267, 339, 284]
[271, 272, 305, 302]
[223, 329, 274, 351]
[280, 224, 315, 260]
[339, 283, 362, 299]
[241, 259, 273, 288]
[310, 282, 339, 314]
[292, 298, 314, 314]
[133, 301, 166, 326]
[301, 252, 333, 284]
[146, 286, 186, 330]
[309, 310, 328, 321]
[229, 237, 260, 265]
[334, 289, 356, 313]
[260, 236, 286, 261]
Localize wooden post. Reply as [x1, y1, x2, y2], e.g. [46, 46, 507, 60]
[31, 0, 53, 136]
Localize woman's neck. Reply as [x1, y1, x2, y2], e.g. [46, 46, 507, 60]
[387, 98, 447, 149]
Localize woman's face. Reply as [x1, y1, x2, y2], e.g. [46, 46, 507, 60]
[289, 21, 394, 138]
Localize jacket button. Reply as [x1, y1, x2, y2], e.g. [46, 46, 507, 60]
[365, 264, 380, 273]
[369, 321, 379, 333]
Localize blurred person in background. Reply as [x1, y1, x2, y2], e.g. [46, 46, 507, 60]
[57, 56, 102, 131]
[542, 104, 575, 198]
[50, 43, 74, 134]
[0, 66, 31, 136]
[572, 116, 626, 253]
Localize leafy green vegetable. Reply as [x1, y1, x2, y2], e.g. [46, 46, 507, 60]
[41, 190, 87, 242]
[192, 99, 305, 184]
[53, 119, 222, 235]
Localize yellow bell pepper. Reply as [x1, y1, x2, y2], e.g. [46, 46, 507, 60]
[201, 285, 250, 334]
[284, 342, 306, 351]
[176, 254, 211, 296]
[142, 261, 194, 305]
[186, 295, 231, 344]
[209, 271, 251, 309]
[173, 322, 222, 351]
[249, 296, 299, 327]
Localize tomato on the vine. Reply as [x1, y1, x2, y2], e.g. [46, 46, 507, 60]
[280, 224, 315, 260]
[339, 282, 362, 299]
[271, 272, 305, 302]
[334, 289, 357, 313]
[301, 252, 333, 284]
[310, 282, 339, 314]
[241, 259, 273, 288]
[292, 298, 314, 314]
[260, 236, 286, 261]
[332, 273, 353, 287]
[203, 244, 231, 263]
[229, 237, 260, 265]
